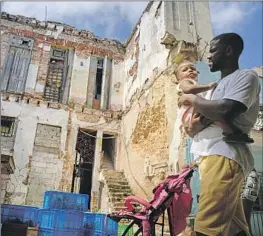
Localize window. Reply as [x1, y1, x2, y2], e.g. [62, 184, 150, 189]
[186, 2, 193, 33]
[0, 35, 34, 94]
[94, 58, 104, 100]
[44, 47, 68, 103]
[1, 116, 15, 137]
[172, 2, 180, 30]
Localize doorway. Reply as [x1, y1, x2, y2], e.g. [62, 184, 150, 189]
[101, 134, 116, 169]
[74, 129, 97, 209]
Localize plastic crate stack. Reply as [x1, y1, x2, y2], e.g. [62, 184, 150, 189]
[1, 204, 39, 227]
[37, 191, 89, 236]
[83, 212, 118, 236]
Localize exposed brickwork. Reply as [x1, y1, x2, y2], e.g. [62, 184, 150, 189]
[1, 13, 125, 103]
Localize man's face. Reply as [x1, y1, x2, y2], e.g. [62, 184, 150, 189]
[207, 39, 226, 72]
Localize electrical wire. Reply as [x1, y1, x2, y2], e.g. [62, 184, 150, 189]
[79, 129, 117, 139]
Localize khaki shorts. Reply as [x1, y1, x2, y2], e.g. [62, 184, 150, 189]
[194, 155, 251, 236]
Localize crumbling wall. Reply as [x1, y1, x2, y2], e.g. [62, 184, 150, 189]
[26, 124, 63, 206]
[124, 1, 169, 108]
[1, 97, 69, 205]
[119, 66, 175, 198]
[119, 38, 198, 198]
[1, 12, 125, 109]
[163, 1, 213, 61]
[110, 59, 124, 111]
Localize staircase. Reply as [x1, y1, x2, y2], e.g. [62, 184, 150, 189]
[102, 169, 133, 213]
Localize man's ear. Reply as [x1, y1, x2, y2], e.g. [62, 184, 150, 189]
[226, 45, 233, 57]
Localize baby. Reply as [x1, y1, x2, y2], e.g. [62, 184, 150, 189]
[175, 60, 254, 144]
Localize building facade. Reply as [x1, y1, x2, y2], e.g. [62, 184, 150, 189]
[0, 1, 225, 214]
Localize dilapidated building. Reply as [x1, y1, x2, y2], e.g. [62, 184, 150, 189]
[6, 1, 260, 215]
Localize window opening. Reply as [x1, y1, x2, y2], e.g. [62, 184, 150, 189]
[1, 116, 15, 137]
[94, 59, 104, 100]
[101, 134, 116, 170]
[44, 47, 68, 103]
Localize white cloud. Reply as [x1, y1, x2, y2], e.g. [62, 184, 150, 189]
[209, 2, 257, 33]
[2, 1, 148, 39]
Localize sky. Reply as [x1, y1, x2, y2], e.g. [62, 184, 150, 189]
[1, 1, 262, 69]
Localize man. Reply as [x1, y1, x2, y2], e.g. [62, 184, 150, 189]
[179, 33, 261, 236]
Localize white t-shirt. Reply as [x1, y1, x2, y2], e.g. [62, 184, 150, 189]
[191, 69, 261, 177]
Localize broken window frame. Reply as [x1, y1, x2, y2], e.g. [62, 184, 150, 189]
[0, 35, 34, 94]
[44, 47, 69, 103]
[1, 116, 16, 137]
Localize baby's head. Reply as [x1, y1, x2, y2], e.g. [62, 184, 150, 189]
[174, 61, 198, 82]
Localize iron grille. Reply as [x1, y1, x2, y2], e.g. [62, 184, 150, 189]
[44, 64, 64, 102]
[1, 116, 15, 137]
[75, 131, 95, 164]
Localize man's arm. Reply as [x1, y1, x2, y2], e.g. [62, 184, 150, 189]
[178, 94, 247, 122]
[192, 96, 247, 122]
[180, 71, 260, 131]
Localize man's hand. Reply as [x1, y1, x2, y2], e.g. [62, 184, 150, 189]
[178, 94, 197, 107]
[184, 113, 212, 137]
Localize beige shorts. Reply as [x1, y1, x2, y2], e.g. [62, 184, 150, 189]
[194, 155, 251, 236]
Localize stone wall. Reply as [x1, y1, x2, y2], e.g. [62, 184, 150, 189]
[26, 124, 63, 206]
[119, 64, 185, 198]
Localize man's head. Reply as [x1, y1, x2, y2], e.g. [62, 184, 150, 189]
[174, 61, 198, 81]
[208, 33, 244, 72]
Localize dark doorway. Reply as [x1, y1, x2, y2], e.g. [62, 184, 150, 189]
[101, 134, 116, 169]
[74, 129, 97, 209]
[79, 163, 93, 196]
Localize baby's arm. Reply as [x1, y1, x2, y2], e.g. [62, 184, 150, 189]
[179, 80, 217, 94]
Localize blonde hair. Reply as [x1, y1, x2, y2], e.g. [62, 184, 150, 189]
[173, 60, 195, 84]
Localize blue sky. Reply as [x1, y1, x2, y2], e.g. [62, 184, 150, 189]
[2, 1, 262, 69]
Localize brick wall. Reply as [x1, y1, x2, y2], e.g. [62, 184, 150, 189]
[1, 14, 125, 101]
[26, 124, 64, 206]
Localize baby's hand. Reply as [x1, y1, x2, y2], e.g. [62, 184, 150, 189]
[208, 82, 217, 88]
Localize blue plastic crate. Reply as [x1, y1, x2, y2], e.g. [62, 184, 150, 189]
[83, 213, 118, 236]
[38, 228, 84, 236]
[43, 191, 89, 211]
[1, 204, 39, 227]
[38, 209, 84, 230]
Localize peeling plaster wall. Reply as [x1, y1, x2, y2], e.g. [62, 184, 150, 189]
[69, 53, 90, 104]
[119, 67, 184, 198]
[110, 59, 124, 111]
[124, 1, 169, 108]
[119, 1, 213, 199]
[163, 1, 213, 60]
[1, 100, 69, 204]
